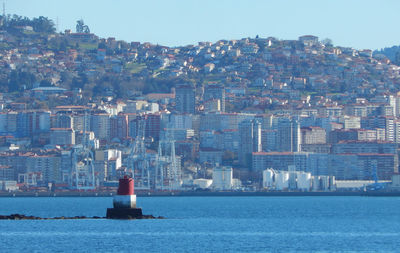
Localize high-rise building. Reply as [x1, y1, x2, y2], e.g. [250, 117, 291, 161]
[204, 85, 225, 112]
[110, 113, 128, 141]
[332, 141, 397, 154]
[204, 99, 221, 112]
[72, 114, 90, 132]
[6, 112, 18, 134]
[199, 112, 255, 131]
[300, 126, 326, 144]
[50, 128, 75, 146]
[95, 149, 122, 181]
[56, 114, 73, 129]
[328, 129, 358, 144]
[16, 111, 50, 137]
[0, 152, 29, 180]
[252, 152, 308, 172]
[394, 120, 400, 143]
[238, 119, 262, 168]
[0, 166, 14, 181]
[274, 117, 301, 152]
[395, 95, 400, 117]
[339, 116, 361, 129]
[0, 113, 7, 133]
[175, 84, 195, 114]
[361, 116, 394, 142]
[253, 152, 397, 180]
[90, 113, 111, 142]
[145, 113, 161, 140]
[26, 155, 62, 184]
[262, 129, 277, 151]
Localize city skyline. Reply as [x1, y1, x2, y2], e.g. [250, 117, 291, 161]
[1, 5, 400, 194]
[2, 3, 400, 253]
[5, 0, 400, 50]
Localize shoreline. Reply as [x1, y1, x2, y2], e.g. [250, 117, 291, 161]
[1, 191, 400, 197]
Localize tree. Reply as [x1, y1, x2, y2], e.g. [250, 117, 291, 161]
[2, 14, 55, 34]
[32, 16, 56, 33]
[60, 71, 73, 88]
[72, 72, 88, 89]
[40, 79, 53, 87]
[321, 38, 333, 47]
[7, 70, 36, 92]
[98, 41, 107, 49]
[222, 151, 236, 165]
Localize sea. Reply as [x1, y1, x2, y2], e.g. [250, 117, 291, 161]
[0, 196, 399, 253]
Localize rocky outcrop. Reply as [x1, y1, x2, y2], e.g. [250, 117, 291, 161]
[0, 213, 164, 220]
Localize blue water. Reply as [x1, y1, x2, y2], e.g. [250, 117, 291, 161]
[0, 196, 399, 252]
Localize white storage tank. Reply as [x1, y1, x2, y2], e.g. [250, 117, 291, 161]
[232, 178, 242, 189]
[297, 172, 312, 191]
[329, 176, 336, 191]
[320, 176, 330, 191]
[288, 172, 298, 190]
[262, 169, 275, 189]
[275, 171, 289, 191]
[193, 179, 213, 189]
[392, 174, 400, 188]
[312, 176, 320, 191]
[212, 166, 233, 190]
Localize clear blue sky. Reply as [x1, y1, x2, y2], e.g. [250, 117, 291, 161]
[5, 0, 400, 50]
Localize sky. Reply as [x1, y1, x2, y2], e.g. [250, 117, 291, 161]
[5, 0, 400, 50]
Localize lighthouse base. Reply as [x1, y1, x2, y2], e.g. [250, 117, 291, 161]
[106, 208, 143, 219]
[113, 195, 137, 208]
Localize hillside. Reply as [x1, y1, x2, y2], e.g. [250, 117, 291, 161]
[1, 15, 400, 109]
[374, 46, 400, 64]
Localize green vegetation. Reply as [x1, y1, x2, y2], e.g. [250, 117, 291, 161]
[78, 42, 98, 50]
[247, 87, 262, 95]
[1, 70, 36, 92]
[1, 13, 398, 102]
[22, 30, 37, 35]
[203, 74, 225, 83]
[125, 62, 147, 74]
[0, 42, 10, 49]
[1, 14, 55, 33]
[301, 91, 318, 96]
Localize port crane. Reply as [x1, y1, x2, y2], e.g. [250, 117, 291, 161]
[72, 111, 95, 190]
[366, 161, 386, 191]
[155, 129, 181, 190]
[127, 116, 150, 190]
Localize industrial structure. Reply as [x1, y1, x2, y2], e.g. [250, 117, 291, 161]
[126, 117, 150, 189]
[71, 112, 95, 190]
[262, 167, 336, 192]
[155, 130, 181, 190]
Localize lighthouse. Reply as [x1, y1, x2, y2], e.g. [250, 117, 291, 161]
[106, 176, 143, 219]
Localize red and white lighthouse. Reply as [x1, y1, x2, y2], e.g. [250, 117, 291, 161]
[113, 176, 137, 208]
[106, 175, 143, 219]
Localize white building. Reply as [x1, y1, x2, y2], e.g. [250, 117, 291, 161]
[212, 166, 233, 190]
[193, 178, 213, 189]
[95, 149, 122, 181]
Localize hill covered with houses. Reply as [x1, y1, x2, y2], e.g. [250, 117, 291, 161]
[1, 15, 400, 191]
[1, 14, 400, 112]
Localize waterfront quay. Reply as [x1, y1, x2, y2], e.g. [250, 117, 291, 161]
[1, 190, 400, 197]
